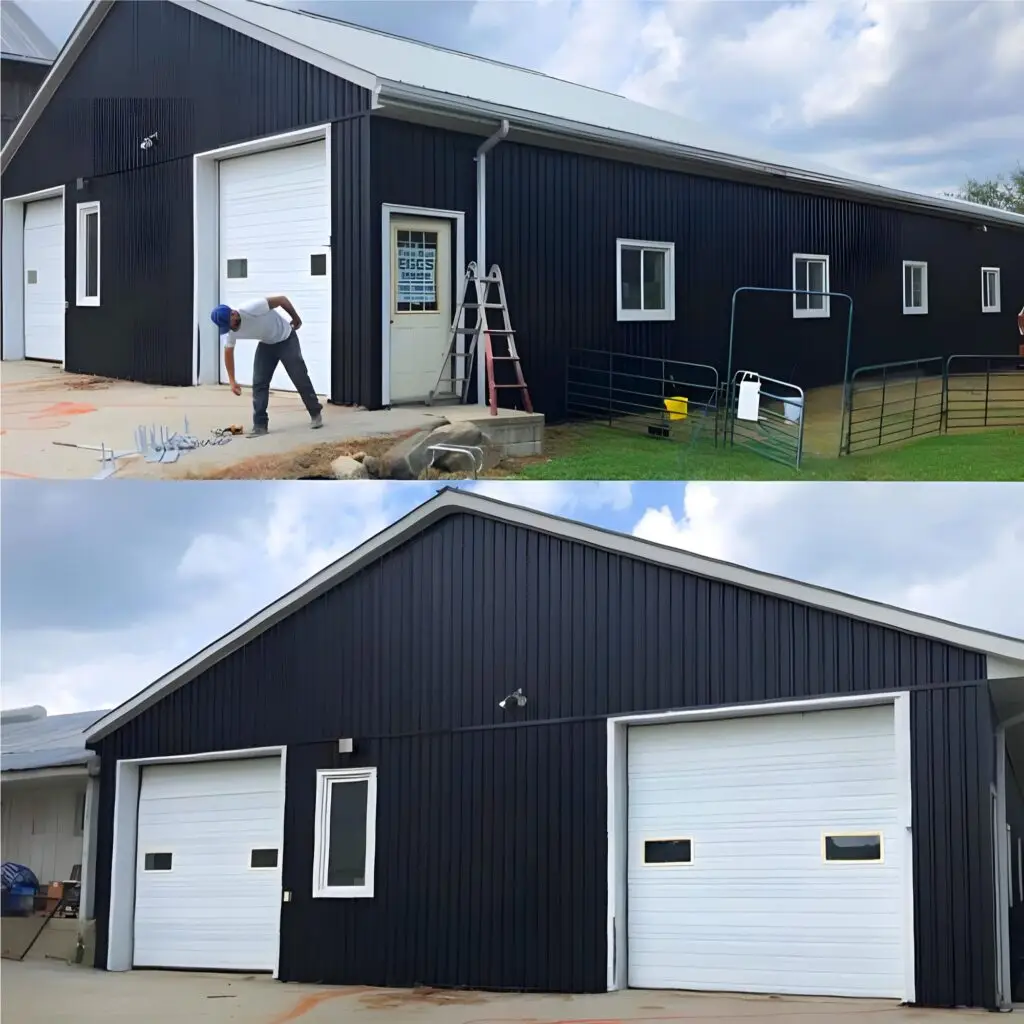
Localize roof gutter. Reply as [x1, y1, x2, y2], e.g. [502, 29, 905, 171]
[375, 81, 1024, 231]
[473, 118, 510, 399]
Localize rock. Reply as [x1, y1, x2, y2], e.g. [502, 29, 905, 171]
[424, 421, 498, 473]
[362, 455, 381, 478]
[352, 451, 367, 463]
[330, 455, 369, 480]
[377, 429, 435, 480]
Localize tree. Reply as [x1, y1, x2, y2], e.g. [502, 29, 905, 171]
[948, 164, 1024, 214]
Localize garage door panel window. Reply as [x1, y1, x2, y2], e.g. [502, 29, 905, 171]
[616, 239, 675, 321]
[249, 847, 279, 869]
[823, 833, 883, 863]
[792, 253, 830, 318]
[313, 767, 377, 898]
[75, 201, 101, 306]
[143, 852, 173, 871]
[310, 253, 327, 276]
[26, 270, 37, 284]
[226, 258, 248, 280]
[644, 838, 693, 865]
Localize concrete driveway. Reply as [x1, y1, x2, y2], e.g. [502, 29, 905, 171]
[0, 960, 984, 1023]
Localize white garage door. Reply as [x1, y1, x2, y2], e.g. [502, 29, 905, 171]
[627, 704, 905, 998]
[23, 197, 65, 362]
[133, 757, 283, 971]
[218, 142, 330, 395]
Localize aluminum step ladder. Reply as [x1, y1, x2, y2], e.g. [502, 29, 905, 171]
[427, 262, 533, 415]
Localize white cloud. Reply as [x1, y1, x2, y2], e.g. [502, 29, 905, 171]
[466, 480, 635, 515]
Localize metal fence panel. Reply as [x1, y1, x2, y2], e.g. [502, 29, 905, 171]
[727, 370, 806, 469]
[945, 354, 1024, 431]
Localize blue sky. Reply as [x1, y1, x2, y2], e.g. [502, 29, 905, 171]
[11, 0, 1023, 195]
[2, 480, 1022, 715]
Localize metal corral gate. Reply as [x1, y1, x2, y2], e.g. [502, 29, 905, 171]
[565, 349, 721, 446]
[945, 354, 1024, 431]
[841, 357, 945, 454]
[727, 370, 807, 469]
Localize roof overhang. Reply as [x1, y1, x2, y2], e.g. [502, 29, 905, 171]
[0, 764, 92, 783]
[374, 81, 1024, 231]
[85, 488, 1024, 745]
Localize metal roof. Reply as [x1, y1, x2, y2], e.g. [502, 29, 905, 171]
[1, 707, 105, 772]
[85, 488, 1024, 744]
[0, 1, 57, 63]
[2, 0, 1022, 229]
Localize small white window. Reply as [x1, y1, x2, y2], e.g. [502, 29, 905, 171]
[982, 267, 1001, 313]
[616, 239, 675, 322]
[75, 201, 101, 306]
[312, 767, 377, 898]
[792, 253, 830, 318]
[902, 261, 928, 314]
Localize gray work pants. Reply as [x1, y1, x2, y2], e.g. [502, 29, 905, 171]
[251, 330, 322, 428]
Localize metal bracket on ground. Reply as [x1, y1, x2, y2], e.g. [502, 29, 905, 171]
[428, 444, 484, 479]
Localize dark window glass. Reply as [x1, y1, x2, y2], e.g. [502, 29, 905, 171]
[310, 253, 327, 276]
[644, 839, 692, 864]
[620, 247, 642, 310]
[226, 258, 247, 279]
[26, 270, 37, 284]
[250, 848, 279, 869]
[84, 212, 98, 297]
[144, 852, 172, 871]
[327, 780, 368, 886]
[824, 834, 882, 862]
[642, 250, 666, 310]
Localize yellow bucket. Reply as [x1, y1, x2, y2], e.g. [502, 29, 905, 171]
[664, 396, 689, 421]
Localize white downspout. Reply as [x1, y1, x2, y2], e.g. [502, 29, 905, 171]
[474, 119, 509, 402]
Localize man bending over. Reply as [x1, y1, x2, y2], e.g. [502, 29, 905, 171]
[211, 296, 323, 436]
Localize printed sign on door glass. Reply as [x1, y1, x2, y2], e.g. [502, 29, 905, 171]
[396, 230, 438, 309]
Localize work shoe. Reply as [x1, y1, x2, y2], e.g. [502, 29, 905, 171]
[310, 413, 324, 430]
[247, 425, 269, 438]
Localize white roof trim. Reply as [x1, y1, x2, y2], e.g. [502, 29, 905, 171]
[85, 489, 1024, 744]
[3, 0, 1022, 230]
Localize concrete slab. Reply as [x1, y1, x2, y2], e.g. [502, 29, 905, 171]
[0, 362, 539, 480]
[0, 960, 984, 1024]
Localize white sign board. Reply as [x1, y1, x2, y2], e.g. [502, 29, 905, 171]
[397, 245, 436, 305]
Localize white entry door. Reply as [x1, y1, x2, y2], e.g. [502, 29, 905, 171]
[388, 216, 452, 403]
[23, 197, 65, 362]
[627, 704, 906, 999]
[218, 141, 330, 395]
[133, 757, 283, 971]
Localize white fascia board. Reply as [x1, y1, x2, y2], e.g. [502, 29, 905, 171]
[374, 81, 1024, 231]
[0, 765, 90, 783]
[0, 1, 113, 176]
[85, 489, 1024, 745]
[168, 1, 378, 94]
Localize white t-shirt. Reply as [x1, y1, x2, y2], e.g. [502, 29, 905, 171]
[224, 298, 292, 349]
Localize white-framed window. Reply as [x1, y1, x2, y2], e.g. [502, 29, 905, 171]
[902, 260, 928, 314]
[982, 267, 1001, 313]
[792, 253, 830, 318]
[312, 767, 377, 898]
[75, 201, 101, 306]
[616, 239, 675, 322]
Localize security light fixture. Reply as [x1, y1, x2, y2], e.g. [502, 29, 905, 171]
[498, 688, 527, 710]
[140, 132, 159, 151]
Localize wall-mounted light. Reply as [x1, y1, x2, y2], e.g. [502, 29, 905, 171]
[140, 132, 159, 152]
[498, 688, 527, 710]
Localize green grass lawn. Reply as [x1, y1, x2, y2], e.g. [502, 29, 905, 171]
[510, 424, 1024, 481]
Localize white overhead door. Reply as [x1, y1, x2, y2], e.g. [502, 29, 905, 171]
[23, 197, 65, 362]
[218, 142, 330, 395]
[133, 757, 283, 971]
[627, 705, 905, 999]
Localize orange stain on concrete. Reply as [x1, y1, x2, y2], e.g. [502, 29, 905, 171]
[267, 986, 373, 1023]
[30, 401, 97, 418]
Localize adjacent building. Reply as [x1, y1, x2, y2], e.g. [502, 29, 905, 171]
[0, 2, 56, 146]
[1, 0, 1021, 418]
[79, 489, 1024, 1009]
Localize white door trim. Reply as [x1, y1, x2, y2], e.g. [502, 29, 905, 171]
[995, 727, 1012, 1007]
[107, 745, 287, 976]
[1, 185, 65, 364]
[380, 203, 465, 407]
[193, 123, 332, 387]
[606, 691, 915, 1003]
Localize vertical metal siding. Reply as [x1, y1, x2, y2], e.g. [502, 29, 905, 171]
[911, 683, 996, 1008]
[331, 114, 374, 405]
[89, 512, 988, 1000]
[367, 119, 1023, 419]
[2, 0, 370, 389]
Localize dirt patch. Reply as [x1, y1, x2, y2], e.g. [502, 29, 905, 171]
[64, 376, 116, 391]
[359, 987, 491, 1010]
